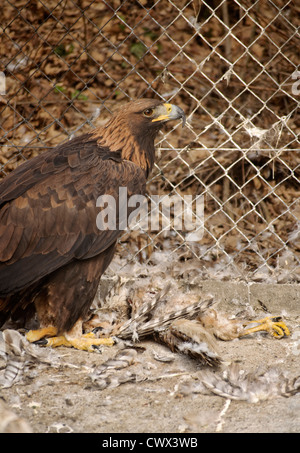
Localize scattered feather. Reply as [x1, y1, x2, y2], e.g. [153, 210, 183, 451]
[90, 348, 138, 389]
[197, 308, 246, 340]
[155, 318, 221, 367]
[152, 351, 175, 363]
[47, 422, 73, 433]
[198, 363, 300, 403]
[0, 329, 59, 388]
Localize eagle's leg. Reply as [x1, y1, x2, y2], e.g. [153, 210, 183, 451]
[24, 245, 117, 351]
[239, 316, 290, 339]
[26, 319, 115, 351]
[26, 326, 58, 342]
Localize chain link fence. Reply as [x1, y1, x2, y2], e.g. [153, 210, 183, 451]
[0, 0, 299, 283]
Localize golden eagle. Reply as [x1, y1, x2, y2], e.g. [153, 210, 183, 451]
[0, 99, 185, 350]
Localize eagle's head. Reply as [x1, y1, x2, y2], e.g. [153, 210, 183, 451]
[94, 98, 186, 176]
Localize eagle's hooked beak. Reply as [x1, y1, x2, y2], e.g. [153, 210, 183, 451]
[152, 103, 186, 128]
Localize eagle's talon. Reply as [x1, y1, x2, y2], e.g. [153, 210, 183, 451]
[33, 338, 49, 346]
[270, 316, 282, 323]
[92, 327, 104, 334]
[91, 344, 103, 353]
[240, 316, 290, 339]
[268, 318, 290, 338]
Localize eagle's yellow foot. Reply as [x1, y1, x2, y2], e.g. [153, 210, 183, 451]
[26, 328, 115, 351]
[45, 334, 115, 352]
[240, 316, 290, 339]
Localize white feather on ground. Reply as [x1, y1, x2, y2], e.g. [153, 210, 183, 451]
[0, 329, 59, 388]
[179, 362, 300, 403]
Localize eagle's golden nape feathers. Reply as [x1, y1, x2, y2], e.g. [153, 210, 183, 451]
[0, 98, 185, 352]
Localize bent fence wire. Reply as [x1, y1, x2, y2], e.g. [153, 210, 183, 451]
[0, 0, 299, 283]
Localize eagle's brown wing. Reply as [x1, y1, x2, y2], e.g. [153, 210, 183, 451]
[0, 134, 146, 297]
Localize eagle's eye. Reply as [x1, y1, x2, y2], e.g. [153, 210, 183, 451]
[143, 108, 154, 117]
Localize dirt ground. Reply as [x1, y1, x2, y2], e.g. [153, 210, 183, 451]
[0, 280, 299, 434]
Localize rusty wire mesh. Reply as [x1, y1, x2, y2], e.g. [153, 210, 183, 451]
[0, 0, 299, 283]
